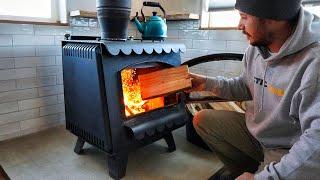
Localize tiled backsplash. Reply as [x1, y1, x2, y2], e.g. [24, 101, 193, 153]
[0, 18, 248, 141]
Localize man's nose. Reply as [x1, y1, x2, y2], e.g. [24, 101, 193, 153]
[237, 22, 243, 30]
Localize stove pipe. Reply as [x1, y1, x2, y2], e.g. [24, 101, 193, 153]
[96, 0, 131, 41]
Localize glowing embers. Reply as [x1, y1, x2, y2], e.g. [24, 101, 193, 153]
[121, 68, 164, 117]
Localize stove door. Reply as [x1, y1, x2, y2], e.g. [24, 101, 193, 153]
[123, 97, 187, 140]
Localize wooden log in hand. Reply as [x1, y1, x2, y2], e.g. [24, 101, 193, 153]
[138, 65, 192, 100]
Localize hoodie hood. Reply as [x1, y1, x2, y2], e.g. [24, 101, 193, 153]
[259, 8, 320, 62]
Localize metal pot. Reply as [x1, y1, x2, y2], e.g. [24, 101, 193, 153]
[96, 0, 131, 41]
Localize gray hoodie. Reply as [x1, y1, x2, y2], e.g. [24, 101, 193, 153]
[205, 9, 320, 179]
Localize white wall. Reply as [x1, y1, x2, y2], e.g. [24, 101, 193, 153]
[133, 0, 201, 15]
[68, 0, 201, 16]
[68, 0, 96, 12]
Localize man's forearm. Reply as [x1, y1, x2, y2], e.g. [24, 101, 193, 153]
[205, 75, 252, 101]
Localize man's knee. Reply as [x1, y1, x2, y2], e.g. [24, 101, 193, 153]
[193, 109, 225, 133]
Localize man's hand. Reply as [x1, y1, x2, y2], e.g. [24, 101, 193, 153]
[187, 73, 207, 92]
[236, 172, 254, 180]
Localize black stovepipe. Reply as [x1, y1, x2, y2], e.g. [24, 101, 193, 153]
[96, 0, 131, 41]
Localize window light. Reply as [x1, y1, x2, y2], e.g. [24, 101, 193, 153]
[0, 0, 67, 23]
[304, 5, 320, 17]
[0, 0, 51, 18]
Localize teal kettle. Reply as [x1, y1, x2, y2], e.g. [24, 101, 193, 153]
[134, 2, 167, 41]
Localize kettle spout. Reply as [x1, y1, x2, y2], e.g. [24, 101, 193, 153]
[134, 12, 144, 34]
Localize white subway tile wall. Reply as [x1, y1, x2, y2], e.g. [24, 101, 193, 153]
[0, 35, 13, 46]
[0, 19, 248, 141]
[0, 23, 66, 141]
[0, 58, 15, 70]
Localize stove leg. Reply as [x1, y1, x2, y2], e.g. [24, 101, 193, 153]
[107, 152, 128, 179]
[164, 132, 176, 152]
[74, 138, 85, 154]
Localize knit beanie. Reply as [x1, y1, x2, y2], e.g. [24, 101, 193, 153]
[235, 0, 302, 20]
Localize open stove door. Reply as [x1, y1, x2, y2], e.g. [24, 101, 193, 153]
[181, 53, 244, 151]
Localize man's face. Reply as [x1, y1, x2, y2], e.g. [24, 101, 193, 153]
[238, 11, 272, 46]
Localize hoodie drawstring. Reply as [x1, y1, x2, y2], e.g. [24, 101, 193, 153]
[259, 64, 268, 112]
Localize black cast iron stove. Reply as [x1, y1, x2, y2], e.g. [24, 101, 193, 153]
[62, 36, 187, 179]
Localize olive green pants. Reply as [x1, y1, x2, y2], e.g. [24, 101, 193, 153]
[193, 109, 264, 174]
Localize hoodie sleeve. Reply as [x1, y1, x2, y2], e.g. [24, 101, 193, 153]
[205, 53, 252, 101]
[255, 78, 320, 179]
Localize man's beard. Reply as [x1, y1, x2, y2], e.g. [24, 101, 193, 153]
[250, 40, 269, 47]
[243, 24, 273, 47]
[243, 30, 270, 47]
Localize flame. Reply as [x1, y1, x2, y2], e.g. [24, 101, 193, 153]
[121, 69, 164, 117]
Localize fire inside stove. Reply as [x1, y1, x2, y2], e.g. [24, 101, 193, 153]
[121, 68, 165, 117]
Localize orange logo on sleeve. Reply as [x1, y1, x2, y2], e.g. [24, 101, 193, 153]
[268, 85, 285, 97]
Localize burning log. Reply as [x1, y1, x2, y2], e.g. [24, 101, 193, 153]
[138, 65, 192, 100]
[121, 68, 164, 117]
[125, 105, 134, 116]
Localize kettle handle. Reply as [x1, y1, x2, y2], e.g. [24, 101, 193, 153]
[142, 1, 166, 18]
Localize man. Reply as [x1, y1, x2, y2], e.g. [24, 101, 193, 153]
[189, 0, 320, 179]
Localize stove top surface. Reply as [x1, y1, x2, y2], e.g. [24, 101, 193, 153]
[63, 36, 186, 56]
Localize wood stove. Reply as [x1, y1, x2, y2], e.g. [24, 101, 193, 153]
[62, 36, 187, 179]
